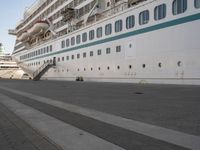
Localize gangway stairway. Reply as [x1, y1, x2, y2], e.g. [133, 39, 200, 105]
[32, 61, 55, 81]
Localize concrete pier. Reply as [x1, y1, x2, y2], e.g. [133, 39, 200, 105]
[0, 79, 200, 150]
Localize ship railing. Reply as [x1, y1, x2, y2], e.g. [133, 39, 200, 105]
[32, 60, 55, 80]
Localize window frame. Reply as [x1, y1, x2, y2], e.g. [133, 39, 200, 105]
[89, 30, 95, 40]
[154, 4, 167, 20]
[82, 32, 87, 42]
[139, 10, 150, 25]
[105, 24, 112, 35]
[126, 15, 135, 29]
[195, 0, 200, 8]
[172, 0, 187, 15]
[115, 20, 123, 32]
[96, 27, 103, 38]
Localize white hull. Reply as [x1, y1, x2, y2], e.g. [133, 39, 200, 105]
[13, 0, 200, 85]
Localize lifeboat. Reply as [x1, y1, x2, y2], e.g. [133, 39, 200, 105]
[17, 31, 30, 42]
[27, 20, 49, 35]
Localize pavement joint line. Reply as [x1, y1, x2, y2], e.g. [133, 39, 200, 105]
[0, 86, 200, 150]
[0, 102, 63, 150]
[0, 93, 125, 150]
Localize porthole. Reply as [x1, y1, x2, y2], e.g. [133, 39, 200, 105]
[107, 66, 110, 70]
[142, 64, 146, 68]
[98, 67, 101, 70]
[177, 61, 182, 67]
[158, 62, 162, 68]
[129, 65, 132, 69]
[117, 66, 120, 70]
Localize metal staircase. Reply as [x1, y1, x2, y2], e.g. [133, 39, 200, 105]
[32, 61, 55, 81]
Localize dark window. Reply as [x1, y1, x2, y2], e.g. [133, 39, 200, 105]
[89, 30, 95, 40]
[77, 54, 80, 59]
[76, 35, 81, 44]
[154, 4, 167, 20]
[172, 0, 187, 15]
[71, 37, 75, 46]
[115, 20, 123, 32]
[82, 32, 87, 42]
[106, 48, 111, 54]
[139, 10, 149, 25]
[71, 55, 74, 60]
[66, 56, 69, 60]
[97, 27, 102, 38]
[83, 52, 86, 58]
[66, 39, 70, 47]
[61, 40, 65, 48]
[195, 0, 200, 8]
[105, 24, 112, 35]
[97, 49, 101, 55]
[116, 45, 121, 52]
[50, 45, 52, 52]
[90, 51, 93, 57]
[126, 15, 135, 29]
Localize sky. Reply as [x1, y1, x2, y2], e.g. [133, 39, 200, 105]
[0, 0, 35, 54]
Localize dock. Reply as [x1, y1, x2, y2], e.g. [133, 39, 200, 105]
[0, 79, 200, 150]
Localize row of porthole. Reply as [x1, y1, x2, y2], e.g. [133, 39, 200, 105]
[53, 61, 183, 72]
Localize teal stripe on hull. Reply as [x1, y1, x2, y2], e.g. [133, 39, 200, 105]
[23, 13, 200, 62]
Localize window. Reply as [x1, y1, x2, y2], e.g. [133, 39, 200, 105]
[89, 30, 95, 40]
[50, 45, 52, 52]
[61, 40, 65, 48]
[47, 46, 49, 53]
[58, 57, 60, 62]
[105, 24, 112, 35]
[195, 0, 200, 8]
[90, 51, 93, 57]
[139, 10, 149, 25]
[83, 52, 86, 58]
[77, 54, 80, 59]
[126, 15, 135, 29]
[116, 45, 121, 52]
[82, 32, 87, 42]
[66, 56, 69, 60]
[172, 0, 187, 15]
[106, 48, 111, 54]
[154, 4, 166, 20]
[66, 39, 70, 47]
[115, 20, 123, 32]
[76, 35, 81, 44]
[44, 47, 46, 54]
[71, 55, 74, 60]
[71, 37, 75, 46]
[62, 57, 64, 61]
[97, 27, 102, 38]
[97, 49, 101, 55]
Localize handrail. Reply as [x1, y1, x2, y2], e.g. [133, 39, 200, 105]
[32, 60, 55, 79]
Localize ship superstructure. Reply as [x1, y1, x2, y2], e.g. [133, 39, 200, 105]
[0, 43, 25, 79]
[9, 0, 200, 84]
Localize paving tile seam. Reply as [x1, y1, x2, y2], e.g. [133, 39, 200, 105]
[0, 93, 126, 150]
[0, 104, 40, 150]
[0, 86, 199, 150]
[1, 90, 187, 150]
[0, 100, 63, 150]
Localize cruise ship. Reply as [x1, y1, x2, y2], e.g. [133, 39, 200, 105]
[0, 43, 25, 79]
[9, 0, 200, 84]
